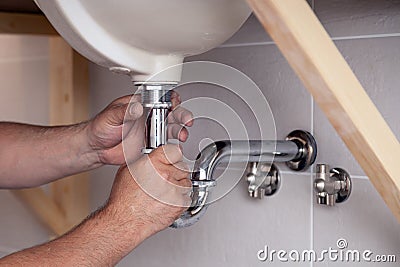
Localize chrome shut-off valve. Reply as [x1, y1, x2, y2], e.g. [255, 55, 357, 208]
[246, 162, 281, 199]
[314, 164, 352, 206]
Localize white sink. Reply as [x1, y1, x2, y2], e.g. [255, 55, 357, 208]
[35, 0, 251, 82]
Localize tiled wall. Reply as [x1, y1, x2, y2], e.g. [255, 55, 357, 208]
[89, 1, 400, 266]
[2, 1, 396, 264]
[0, 35, 50, 256]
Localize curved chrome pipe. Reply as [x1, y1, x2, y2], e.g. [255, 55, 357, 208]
[172, 131, 317, 228]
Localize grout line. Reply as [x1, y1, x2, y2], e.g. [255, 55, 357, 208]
[332, 32, 400, 41]
[215, 167, 314, 179]
[310, 81, 315, 267]
[280, 170, 312, 176]
[218, 32, 400, 49]
[351, 175, 369, 180]
[310, 169, 315, 267]
[216, 166, 369, 180]
[218, 41, 275, 49]
[215, 165, 313, 176]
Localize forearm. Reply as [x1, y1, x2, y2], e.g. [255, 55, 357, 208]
[0, 204, 145, 267]
[0, 122, 101, 188]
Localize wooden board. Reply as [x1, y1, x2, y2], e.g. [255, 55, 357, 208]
[12, 188, 68, 236]
[246, 0, 400, 222]
[12, 38, 90, 236]
[0, 12, 57, 35]
[49, 37, 90, 231]
[3, 14, 89, 236]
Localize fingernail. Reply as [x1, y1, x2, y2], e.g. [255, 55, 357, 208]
[129, 102, 143, 118]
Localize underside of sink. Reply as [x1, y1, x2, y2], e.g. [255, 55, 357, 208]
[35, 0, 251, 82]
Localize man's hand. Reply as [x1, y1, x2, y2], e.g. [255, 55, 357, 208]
[105, 144, 192, 240]
[0, 145, 191, 266]
[0, 91, 193, 189]
[86, 92, 193, 165]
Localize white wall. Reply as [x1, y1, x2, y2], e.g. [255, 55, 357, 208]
[89, 0, 400, 266]
[0, 35, 50, 255]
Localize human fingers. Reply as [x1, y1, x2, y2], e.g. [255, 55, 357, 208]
[172, 161, 190, 176]
[126, 102, 143, 121]
[167, 123, 189, 142]
[150, 144, 183, 165]
[114, 94, 143, 122]
[102, 102, 129, 127]
[170, 90, 181, 108]
[165, 163, 189, 186]
[177, 177, 192, 192]
[100, 98, 142, 127]
[168, 106, 194, 127]
[113, 94, 140, 105]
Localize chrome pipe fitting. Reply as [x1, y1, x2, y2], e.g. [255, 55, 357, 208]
[314, 164, 352, 206]
[246, 162, 281, 199]
[137, 83, 176, 154]
[172, 130, 317, 228]
[286, 130, 318, 171]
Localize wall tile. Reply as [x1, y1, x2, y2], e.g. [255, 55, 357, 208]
[315, 0, 400, 38]
[87, 3, 400, 267]
[314, 37, 400, 176]
[223, 14, 273, 46]
[175, 82, 274, 163]
[313, 178, 400, 266]
[0, 191, 50, 251]
[186, 45, 312, 173]
[0, 59, 49, 125]
[118, 172, 312, 267]
[88, 59, 313, 266]
[223, 0, 314, 46]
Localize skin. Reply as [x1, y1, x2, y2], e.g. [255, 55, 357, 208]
[0, 92, 192, 188]
[0, 92, 193, 266]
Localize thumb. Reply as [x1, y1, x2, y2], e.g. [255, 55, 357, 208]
[101, 103, 128, 126]
[106, 102, 143, 126]
[127, 102, 143, 121]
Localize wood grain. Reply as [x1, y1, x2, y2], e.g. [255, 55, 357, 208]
[246, 0, 400, 221]
[0, 12, 57, 35]
[13, 188, 69, 236]
[49, 37, 90, 232]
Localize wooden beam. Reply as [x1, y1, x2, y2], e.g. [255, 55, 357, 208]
[12, 188, 69, 236]
[11, 37, 90, 236]
[247, 0, 400, 221]
[49, 37, 90, 231]
[0, 12, 57, 35]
